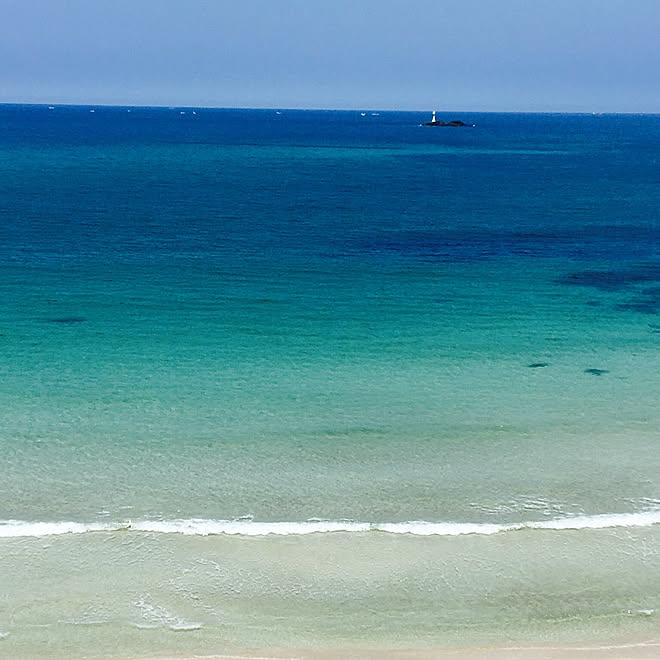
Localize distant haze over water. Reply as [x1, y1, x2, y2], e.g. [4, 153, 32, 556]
[3, 1, 660, 113]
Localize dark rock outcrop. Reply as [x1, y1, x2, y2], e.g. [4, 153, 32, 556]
[424, 119, 471, 127]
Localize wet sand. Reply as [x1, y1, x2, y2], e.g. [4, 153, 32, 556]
[124, 639, 660, 660]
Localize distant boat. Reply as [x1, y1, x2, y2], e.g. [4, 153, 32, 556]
[423, 110, 472, 127]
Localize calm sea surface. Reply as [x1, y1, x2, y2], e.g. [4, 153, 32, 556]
[1, 105, 660, 655]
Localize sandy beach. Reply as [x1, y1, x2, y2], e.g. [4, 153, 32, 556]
[87, 639, 660, 660]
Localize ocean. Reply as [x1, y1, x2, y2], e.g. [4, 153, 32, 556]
[1, 104, 660, 656]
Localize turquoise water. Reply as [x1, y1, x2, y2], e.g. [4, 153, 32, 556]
[1, 105, 660, 655]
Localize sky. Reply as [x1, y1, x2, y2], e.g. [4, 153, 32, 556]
[1, 0, 659, 112]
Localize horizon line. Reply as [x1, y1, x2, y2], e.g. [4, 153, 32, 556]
[1, 101, 659, 116]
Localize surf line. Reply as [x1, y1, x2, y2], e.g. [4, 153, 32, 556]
[2, 511, 660, 538]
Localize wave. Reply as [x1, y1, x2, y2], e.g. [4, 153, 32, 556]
[2, 511, 660, 539]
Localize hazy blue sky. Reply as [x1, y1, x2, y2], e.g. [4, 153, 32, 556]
[1, 0, 659, 111]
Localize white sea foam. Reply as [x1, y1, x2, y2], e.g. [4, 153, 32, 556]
[525, 511, 660, 530]
[130, 519, 371, 536]
[132, 594, 202, 632]
[2, 511, 660, 539]
[376, 521, 509, 536]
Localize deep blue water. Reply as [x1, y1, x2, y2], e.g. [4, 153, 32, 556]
[2, 106, 659, 268]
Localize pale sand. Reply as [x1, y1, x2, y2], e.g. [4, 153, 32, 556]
[115, 640, 660, 660]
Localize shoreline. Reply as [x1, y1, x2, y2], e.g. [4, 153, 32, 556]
[76, 639, 660, 660]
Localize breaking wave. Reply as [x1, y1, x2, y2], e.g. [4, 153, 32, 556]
[2, 511, 660, 538]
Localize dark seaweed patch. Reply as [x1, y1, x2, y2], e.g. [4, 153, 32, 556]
[584, 368, 609, 376]
[48, 317, 87, 324]
[642, 286, 660, 297]
[558, 263, 660, 292]
[617, 300, 659, 314]
[617, 285, 660, 315]
[353, 225, 660, 266]
[560, 271, 637, 291]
